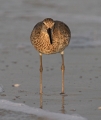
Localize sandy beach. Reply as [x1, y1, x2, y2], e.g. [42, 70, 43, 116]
[0, 0, 101, 120]
[0, 46, 101, 120]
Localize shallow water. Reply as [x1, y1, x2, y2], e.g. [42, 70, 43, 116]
[0, 100, 87, 120]
[0, 1, 101, 120]
[0, 0, 101, 48]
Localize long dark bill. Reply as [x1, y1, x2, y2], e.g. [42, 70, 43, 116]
[47, 28, 53, 44]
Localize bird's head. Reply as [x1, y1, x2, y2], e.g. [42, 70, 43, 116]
[43, 18, 55, 29]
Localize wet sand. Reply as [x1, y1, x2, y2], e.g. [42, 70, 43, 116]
[0, 0, 101, 119]
[0, 46, 101, 120]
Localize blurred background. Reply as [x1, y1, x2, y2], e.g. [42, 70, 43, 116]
[0, 0, 101, 48]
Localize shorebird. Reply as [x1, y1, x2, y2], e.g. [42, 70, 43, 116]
[30, 18, 71, 94]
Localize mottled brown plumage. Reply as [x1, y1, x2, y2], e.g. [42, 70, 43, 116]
[30, 18, 71, 54]
[30, 18, 71, 94]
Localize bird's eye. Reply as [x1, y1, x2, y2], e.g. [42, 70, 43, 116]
[43, 22, 46, 26]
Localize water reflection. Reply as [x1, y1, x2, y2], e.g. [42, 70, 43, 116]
[60, 95, 66, 114]
[40, 93, 43, 109]
[39, 94, 66, 114]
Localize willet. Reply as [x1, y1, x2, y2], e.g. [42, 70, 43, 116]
[30, 18, 71, 94]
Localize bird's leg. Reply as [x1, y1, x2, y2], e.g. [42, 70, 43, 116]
[60, 51, 65, 94]
[39, 53, 43, 94]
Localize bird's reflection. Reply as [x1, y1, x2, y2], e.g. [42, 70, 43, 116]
[40, 93, 43, 109]
[60, 95, 66, 114]
[39, 93, 66, 114]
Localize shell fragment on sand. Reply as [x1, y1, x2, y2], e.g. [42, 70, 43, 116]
[12, 84, 20, 87]
[98, 107, 101, 110]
